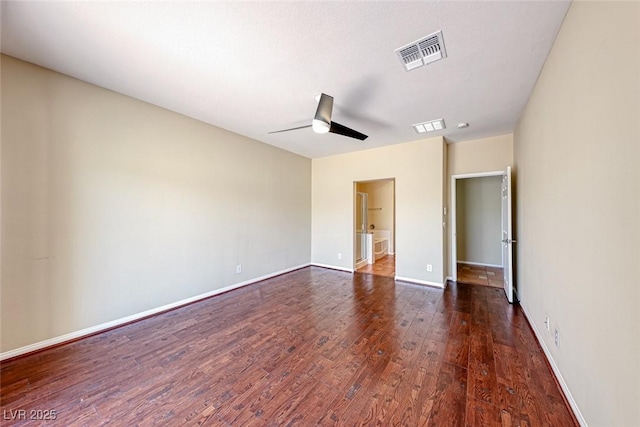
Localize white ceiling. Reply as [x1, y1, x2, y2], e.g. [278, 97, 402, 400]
[1, 1, 570, 159]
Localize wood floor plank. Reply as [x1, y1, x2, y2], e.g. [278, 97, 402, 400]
[466, 397, 503, 426]
[0, 267, 577, 426]
[427, 362, 468, 426]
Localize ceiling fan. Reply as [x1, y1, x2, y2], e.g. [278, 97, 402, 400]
[269, 93, 368, 141]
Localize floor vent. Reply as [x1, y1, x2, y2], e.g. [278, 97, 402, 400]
[396, 30, 447, 71]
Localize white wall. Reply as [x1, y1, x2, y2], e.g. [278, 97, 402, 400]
[514, 2, 639, 426]
[456, 176, 502, 266]
[312, 138, 445, 285]
[1, 56, 312, 353]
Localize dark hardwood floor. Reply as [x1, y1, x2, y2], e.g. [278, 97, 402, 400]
[0, 267, 576, 426]
[356, 255, 395, 278]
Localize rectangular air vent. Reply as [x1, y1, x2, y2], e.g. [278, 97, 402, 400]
[398, 44, 422, 71]
[396, 30, 447, 71]
[413, 119, 446, 134]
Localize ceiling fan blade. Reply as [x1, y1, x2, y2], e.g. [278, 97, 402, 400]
[314, 93, 333, 126]
[329, 121, 368, 141]
[268, 125, 312, 134]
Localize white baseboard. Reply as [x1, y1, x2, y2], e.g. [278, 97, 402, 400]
[519, 303, 587, 426]
[0, 263, 311, 362]
[457, 260, 503, 268]
[446, 276, 454, 283]
[394, 276, 445, 289]
[311, 263, 354, 273]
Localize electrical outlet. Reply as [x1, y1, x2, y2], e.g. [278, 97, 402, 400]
[337, 253, 342, 260]
[236, 265, 242, 274]
[554, 328, 560, 348]
[544, 317, 550, 331]
[427, 264, 433, 272]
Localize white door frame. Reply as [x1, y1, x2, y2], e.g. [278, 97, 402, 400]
[450, 170, 505, 282]
[353, 178, 396, 273]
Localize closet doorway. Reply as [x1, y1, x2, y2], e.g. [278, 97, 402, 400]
[451, 167, 516, 302]
[451, 172, 504, 288]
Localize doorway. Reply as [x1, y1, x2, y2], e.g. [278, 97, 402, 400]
[353, 179, 395, 278]
[451, 169, 515, 302]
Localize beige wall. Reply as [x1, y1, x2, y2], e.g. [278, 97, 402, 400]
[312, 138, 445, 285]
[356, 180, 395, 252]
[445, 134, 513, 277]
[514, 2, 639, 426]
[1, 56, 312, 353]
[447, 134, 513, 176]
[456, 176, 502, 266]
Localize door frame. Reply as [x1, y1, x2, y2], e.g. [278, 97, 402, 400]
[353, 178, 396, 273]
[450, 170, 505, 282]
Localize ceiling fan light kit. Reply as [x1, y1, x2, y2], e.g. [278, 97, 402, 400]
[312, 119, 330, 134]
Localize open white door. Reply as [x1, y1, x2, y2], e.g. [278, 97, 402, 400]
[501, 167, 516, 303]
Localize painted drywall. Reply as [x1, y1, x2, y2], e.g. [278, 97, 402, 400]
[447, 134, 513, 177]
[356, 180, 395, 253]
[514, 2, 639, 426]
[456, 176, 502, 266]
[1, 55, 311, 353]
[312, 138, 445, 285]
[445, 134, 513, 277]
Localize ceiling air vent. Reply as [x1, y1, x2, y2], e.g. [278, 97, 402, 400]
[396, 30, 447, 71]
[413, 119, 446, 134]
[398, 44, 422, 71]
